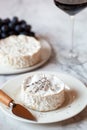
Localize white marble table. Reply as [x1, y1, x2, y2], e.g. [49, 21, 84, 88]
[0, 0, 87, 130]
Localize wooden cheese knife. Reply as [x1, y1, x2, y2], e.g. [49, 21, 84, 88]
[0, 90, 36, 121]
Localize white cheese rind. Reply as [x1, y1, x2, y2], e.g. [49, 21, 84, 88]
[21, 73, 65, 111]
[0, 35, 41, 68]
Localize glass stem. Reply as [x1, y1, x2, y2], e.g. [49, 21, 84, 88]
[70, 15, 76, 57]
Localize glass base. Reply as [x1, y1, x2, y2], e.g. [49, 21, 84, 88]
[69, 51, 78, 59]
[59, 51, 87, 66]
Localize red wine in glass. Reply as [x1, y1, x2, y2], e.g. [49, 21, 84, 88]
[54, 0, 87, 15]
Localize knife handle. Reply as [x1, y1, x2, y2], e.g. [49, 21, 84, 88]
[0, 90, 13, 107]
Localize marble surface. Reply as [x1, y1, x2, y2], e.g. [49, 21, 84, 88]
[0, 0, 87, 130]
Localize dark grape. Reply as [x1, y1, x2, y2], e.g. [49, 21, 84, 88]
[0, 18, 3, 26]
[19, 31, 27, 35]
[12, 16, 18, 25]
[25, 25, 31, 32]
[14, 24, 22, 32]
[8, 22, 15, 29]
[1, 32, 7, 38]
[20, 22, 26, 30]
[8, 31, 15, 36]
[29, 32, 35, 37]
[19, 20, 26, 25]
[20, 31, 35, 37]
[3, 18, 10, 25]
[1, 25, 9, 32]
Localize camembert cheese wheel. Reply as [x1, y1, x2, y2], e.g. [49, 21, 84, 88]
[0, 35, 41, 68]
[21, 73, 65, 111]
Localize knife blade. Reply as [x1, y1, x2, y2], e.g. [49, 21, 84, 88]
[0, 90, 36, 121]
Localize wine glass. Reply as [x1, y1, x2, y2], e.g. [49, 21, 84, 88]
[54, 0, 87, 65]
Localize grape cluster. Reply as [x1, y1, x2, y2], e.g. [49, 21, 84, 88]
[0, 17, 35, 39]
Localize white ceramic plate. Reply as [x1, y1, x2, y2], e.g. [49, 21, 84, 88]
[0, 39, 51, 75]
[0, 72, 87, 124]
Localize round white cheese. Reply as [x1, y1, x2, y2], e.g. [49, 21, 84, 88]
[0, 35, 41, 68]
[21, 73, 65, 111]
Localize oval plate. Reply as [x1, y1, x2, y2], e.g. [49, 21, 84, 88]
[0, 39, 51, 74]
[0, 71, 87, 124]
